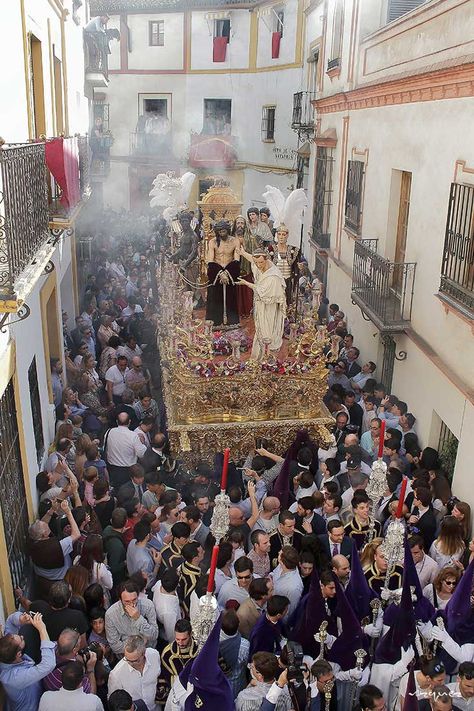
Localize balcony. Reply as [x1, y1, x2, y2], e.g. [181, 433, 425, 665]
[188, 132, 237, 169]
[310, 230, 330, 250]
[291, 92, 316, 132]
[351, 239, 416, 333]
[0, 137, 90, 313]
[84, 33, 109, 87]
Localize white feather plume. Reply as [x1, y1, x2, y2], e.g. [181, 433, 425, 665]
[263, 185, 307, 247]
[179, 172, 196, 205]
[149, 171, 196, 222]
[283, 188, 308, 246]
[262, 186, 285, 226]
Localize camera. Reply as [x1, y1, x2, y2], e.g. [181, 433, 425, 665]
[286, 641, 305, 684]
[78, 641, 101, 664]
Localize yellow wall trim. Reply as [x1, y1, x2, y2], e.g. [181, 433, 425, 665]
[20, 0, 33, 139]
[249, 10, 258, 70]
[0, 341, 16, 399]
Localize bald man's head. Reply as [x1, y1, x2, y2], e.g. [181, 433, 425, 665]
[131, 356, 142, 368]
[263, 497, 280, 514]
[229, 507, 245, 526]
[332, 554, 350, 580]
[117, 412, 130, 426]
[344, 434, 359, 448]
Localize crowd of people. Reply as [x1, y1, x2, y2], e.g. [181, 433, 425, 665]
[1, 209, 473, 711]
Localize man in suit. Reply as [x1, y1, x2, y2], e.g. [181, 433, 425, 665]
[408, 486, 438, 550]
[295, 496, 326, 536]
[318, 520, 352, 567]
[345, 347, 362, 378]
[139, 432, 166, 474]
[117, 464, 146, 504]
[180, 505, 210, 548]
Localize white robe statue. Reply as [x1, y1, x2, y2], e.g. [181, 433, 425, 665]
[251, 261, 286, 360]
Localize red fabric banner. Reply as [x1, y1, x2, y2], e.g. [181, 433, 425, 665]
[213, 36, 227, 62]
[272, 31, 281, 59]
[45, 137, 80, 210]
[189, 134, 236, 168]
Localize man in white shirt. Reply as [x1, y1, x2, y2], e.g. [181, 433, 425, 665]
[106, 356, 130, 405]
[104, 412, 147, 488]
[271, 546, 303, 618]
[108, 635, 161, 711]
[39, 661, 103, 711]
[152, 569, 181, 643]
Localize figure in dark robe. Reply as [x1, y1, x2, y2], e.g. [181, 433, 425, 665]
[206, 220, 240, 328]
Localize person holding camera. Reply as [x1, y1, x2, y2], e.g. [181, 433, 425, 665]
[0, 611, 55, 711]
[43, 627, 98, 694]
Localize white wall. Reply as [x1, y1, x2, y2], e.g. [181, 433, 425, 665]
[128, 13, 185, 71]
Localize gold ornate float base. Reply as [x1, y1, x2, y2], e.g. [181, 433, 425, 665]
[167, 414, 334, 467]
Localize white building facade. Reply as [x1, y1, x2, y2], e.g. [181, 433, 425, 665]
[91, 0, 306, 210]
[301, 0, 474, 498]
[0, 0, 92, 620]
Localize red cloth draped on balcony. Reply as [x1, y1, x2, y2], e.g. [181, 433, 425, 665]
[45, 137, 80, 210]
[213, 36, 227, 62]
[189, 134, 236, 168]
[271, 31, 281, 59]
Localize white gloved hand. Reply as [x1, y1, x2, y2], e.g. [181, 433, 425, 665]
[392, 645, 415, 680]
[431, 626, 448, 643]
[380, 588, 391, 601]
[309, 680, 320, 699]
[416, 621, 433, 641]
[314, 632, 336, 648]
[363, 623, 382, 638]
[348, 668, 363, 682]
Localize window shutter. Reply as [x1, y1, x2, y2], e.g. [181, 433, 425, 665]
[387, 0, 426, 23]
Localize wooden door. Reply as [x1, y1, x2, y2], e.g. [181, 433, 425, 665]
[394, 171, 411, 289]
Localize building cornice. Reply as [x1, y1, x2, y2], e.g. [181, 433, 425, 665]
[313, 61, 474, 113]
[90, 0, 262, 12]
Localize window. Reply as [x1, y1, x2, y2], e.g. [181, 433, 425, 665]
[438, 420, 459, 482]
[344, 159, 364, 234]
[28, 358, 44, 466]
[149, 20, 164, 46]
[308, 48, 320, 94]
[214, 18, 231, 42]
[0, 379, 30, 592]
[202, 99, 231, 135]
[387, 0, 426, 23]
[93, 100, 110, 131]
[29, 34, 46, 138]
[296, 155, 309, 190]
[440, 182, 474, 313]
[274, 9, 284, 37]
[328, 0, 344, 69]
[261, 106, 276, 142]
[311, 147, 334, 249]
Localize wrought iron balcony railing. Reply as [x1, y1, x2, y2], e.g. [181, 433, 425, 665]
[84, 33, 109, 85]
[0, 142, 50, 301]
[310, 230, 330, 250]
[351, 239, 417, 333]
[0, 136, 90, 304]
[291, 92, 316, 131]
